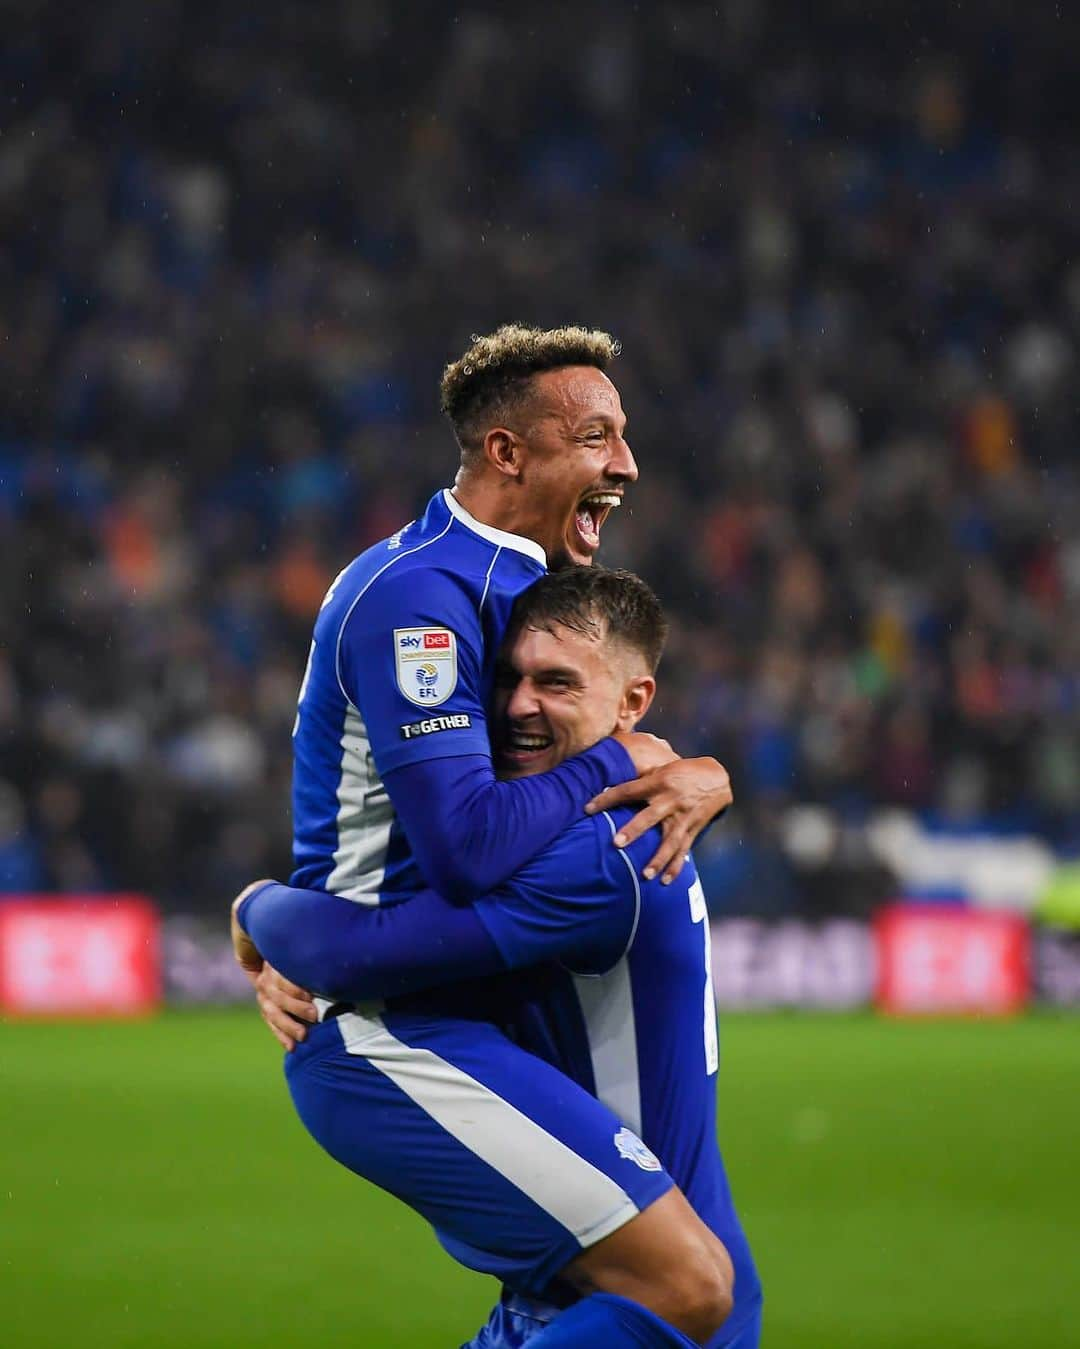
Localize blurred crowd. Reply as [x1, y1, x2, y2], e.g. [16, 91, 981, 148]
[3, 0, 1079, 913]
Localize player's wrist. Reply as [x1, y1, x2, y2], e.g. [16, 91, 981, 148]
[231, 878, 280, 947]
[592, 732, 640, 783]
[613, 729, 678, 777]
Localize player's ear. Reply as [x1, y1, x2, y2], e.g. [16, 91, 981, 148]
[482, 427, 525, 479]
[617, 674, 656, 731]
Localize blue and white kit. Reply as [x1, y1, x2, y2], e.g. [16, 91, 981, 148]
[241, 818, 762, 1344]
[291, 487, 632, 907]
[284, 492, 667, 1273]
[265, 486, 760, 1344]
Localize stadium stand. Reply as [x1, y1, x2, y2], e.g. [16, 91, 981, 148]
[2, 1, 1078, 914]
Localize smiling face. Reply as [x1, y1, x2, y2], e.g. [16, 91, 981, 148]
[510, 366, 638, 568]
[492, 616, 655, 779]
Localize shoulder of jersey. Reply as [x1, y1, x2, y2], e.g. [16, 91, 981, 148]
[589, 809, 644, 884]
[601, 808, 692, 892]
[315, 521, 456, 609]
[319, 495, 540, 631]
[377, 509, 523, 582]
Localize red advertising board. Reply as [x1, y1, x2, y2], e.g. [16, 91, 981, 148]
[0, 896, 161, 1017]
[875, 904, 1030, 1015]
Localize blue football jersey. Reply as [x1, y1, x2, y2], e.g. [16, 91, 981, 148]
[472, 809, 762, 1341]
[240, 796, 762, 1338]
[291, 488, 545, 901]
[264, 484, 761, 1339]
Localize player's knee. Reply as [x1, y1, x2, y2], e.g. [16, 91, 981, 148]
[653, 1241, 734, 1342]
[615, 1231, 733, 1341]
[565, 1191, 734, 1342]
[692, 1262, 735, 1340]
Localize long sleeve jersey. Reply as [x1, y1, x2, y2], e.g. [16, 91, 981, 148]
[238, 811, 762, 1345]
[291, 487, 634, 905]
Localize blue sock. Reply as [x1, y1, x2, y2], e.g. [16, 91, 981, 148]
[525, 1292, 699, 1347]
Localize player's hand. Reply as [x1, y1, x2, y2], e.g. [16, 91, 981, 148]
[247, 962, 317, 1053]
[586, 755, 733, 885]
[231, 881, 317, 1052]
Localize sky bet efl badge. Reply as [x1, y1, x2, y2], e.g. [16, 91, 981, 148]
[394, 627, 458, 707]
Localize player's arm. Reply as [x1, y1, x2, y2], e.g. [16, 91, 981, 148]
[234, 882, 503, 1000]
[381, 742, 674, 900]
[233, 821, 633, 1002]
[341, 568, 665, 901]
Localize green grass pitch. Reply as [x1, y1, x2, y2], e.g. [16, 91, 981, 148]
[2, 1010, 1078, 1348]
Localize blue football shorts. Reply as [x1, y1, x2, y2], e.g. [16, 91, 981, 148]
[285, 1007, 674, 1297]
[464, 1290, 763, 1349]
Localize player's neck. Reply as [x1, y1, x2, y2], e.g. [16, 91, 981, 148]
[450, 474, 548, 556]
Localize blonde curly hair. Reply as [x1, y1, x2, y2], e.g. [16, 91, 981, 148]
[440, 323, 620, 456]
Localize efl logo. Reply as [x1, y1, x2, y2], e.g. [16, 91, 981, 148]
[394, 627, 458, 708]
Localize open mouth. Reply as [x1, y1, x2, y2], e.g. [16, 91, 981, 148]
[574, 491, 623, 551]
[499, 729, 555, 767]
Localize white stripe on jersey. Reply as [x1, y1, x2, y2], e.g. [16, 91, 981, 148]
[478, 545, 502, 617]
[325, 706, 393, 902]
[326, 519, 454, 898]
[572, 963, 643, 1138]
[337, 1011, 639, 1245]
[570, 814, 646, 1135]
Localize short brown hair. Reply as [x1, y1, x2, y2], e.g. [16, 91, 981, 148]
[440, 323, 619, 456]
[508, 566, 668, 673]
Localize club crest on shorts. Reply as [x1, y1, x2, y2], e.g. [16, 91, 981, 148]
[394, 627, 458, 707]
[613, 1127, 662, 1172]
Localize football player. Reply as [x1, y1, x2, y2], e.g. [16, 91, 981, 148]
[236, 567, 762, 1348]
[244, 326, 739, 1348]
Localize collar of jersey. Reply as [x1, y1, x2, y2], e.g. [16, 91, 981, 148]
[442, 489, 547, 568]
